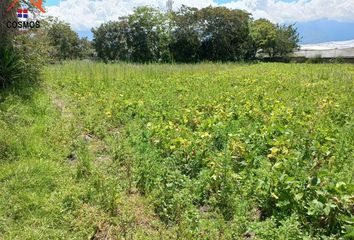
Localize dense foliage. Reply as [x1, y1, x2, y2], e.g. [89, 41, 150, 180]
[92, 6, 300, 63]
[250, 19, 300, 58]
[0, 0, 16, 50]
[0, 0, 49, 88]
[250, 19, 277, 57]
[0, 1, 88, 88]
[92, 7, 171, 63]
[1, 13, 94, 89]
[3, 63, 351, 239]
[46, 19, 81, 60]
[0, 0, 19, 87]
[45, 18, 94, 61]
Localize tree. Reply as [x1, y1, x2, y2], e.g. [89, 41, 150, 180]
[198, 7, 251, 61]
[92, 20, 131, 61]
[126, 7, 171, 63]
[92, 7, 171, 63]
[78, 37, 95, 59]
[273, 24, 300, 57]
[250, 20, 299, 58]
[91, 6, 299, 63]
[46, 19, 81, 60]
[169, 6, 201, 62]
[250, 19, 277, 58]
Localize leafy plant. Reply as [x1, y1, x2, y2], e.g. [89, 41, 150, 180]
[0, 47, 24, 88]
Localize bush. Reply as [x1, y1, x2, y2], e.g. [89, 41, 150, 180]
[0, 47, 24, 88]
[307, 55, 324, 64]
[0, 30, 50, 89]
[330, 56, 344, 64]
[13, 31, 50, 80]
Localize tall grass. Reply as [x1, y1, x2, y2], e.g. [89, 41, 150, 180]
[1, 62, 353, 239]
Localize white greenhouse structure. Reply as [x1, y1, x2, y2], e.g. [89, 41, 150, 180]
[294, 40, 354, 58]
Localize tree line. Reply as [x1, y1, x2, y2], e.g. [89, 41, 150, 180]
[92, 6, 300, 63]
[1, 3, 300, 87]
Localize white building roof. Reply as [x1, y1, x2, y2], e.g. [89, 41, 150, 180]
[294, 39, 354, 58]
[300, 40, 354, 51]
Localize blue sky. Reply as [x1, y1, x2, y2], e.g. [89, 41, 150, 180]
[46, 0, 60, 6]
[44, 0, 354, 44]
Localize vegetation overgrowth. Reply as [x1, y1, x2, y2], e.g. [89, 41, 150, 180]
[1, 2, 299, 87]
[92, 6, 299, 63]
[0, 62, 353, 239]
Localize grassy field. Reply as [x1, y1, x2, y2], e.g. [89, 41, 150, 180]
[0, 62, 353, 239]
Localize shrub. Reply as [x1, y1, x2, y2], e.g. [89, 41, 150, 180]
[0, 47, 24, 88]
[331, 56, 344, 64]
[307, 54, 324, 64]
[0, 30, 50, 89]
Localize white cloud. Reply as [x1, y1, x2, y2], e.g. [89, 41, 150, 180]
[223, 0, 354, 23]
[46, 0, 215, 30]
[46, 0, 354, 31]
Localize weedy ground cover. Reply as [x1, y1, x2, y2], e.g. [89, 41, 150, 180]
[0, 62, 353, 239]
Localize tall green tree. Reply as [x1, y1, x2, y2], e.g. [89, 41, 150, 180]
[250, 18, 277, 57]
[126, 7, 171, 63]
[91, 6, 299, 63]
[169, 6, 201, 62]
[78, 37, 95, 59]
[92, 20, 131, 61]
[46, 19, 81, 60]
[92, 7, 171, 63]
[198, 7, 251, 61]
[273, 24, 300, 57]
